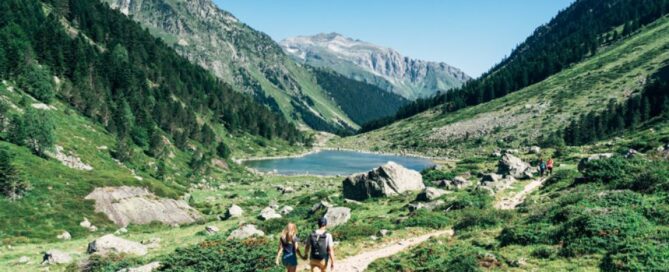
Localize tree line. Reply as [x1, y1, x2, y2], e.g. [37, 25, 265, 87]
[361, 0, 669, 133]
[0, 0, 307, 158]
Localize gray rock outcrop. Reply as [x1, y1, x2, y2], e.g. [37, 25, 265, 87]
[44, 250, 72, 265]
[416, 187, 448, 202]
[85, 186, 201, 227]
[87, 234, 148, 256]
[228, 224, 265, 240]
[226, 204, 243, 218]
[258, 207, 282, 220]
[436, 176, 471, 190]
[343, 162, 425, 200]
[324, 207, 351, 228]
[498, 154, 533, 179]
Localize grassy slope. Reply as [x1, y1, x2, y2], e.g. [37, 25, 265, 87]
[0, 79, 305, 244]
[336, 16, 669, 157]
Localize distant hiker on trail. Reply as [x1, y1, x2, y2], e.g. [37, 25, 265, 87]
[303, 217, 336, 272]
[547, 158, 554, 175]
[276, 222, 302, 272]
[538, 158, 547, 177]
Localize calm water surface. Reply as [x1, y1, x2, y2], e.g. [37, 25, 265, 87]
[243, 150, 435, 176]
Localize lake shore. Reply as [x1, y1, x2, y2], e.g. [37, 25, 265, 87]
[235, 147, 448, 164]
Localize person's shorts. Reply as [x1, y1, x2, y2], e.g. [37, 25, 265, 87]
[309, 258, 328, 272]
[282, 252, 298, 267]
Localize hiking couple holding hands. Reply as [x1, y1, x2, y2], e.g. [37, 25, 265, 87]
[276, 217, 336, 272]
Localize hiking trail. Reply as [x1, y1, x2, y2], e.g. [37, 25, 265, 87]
[299, 229, 453, 272]
[495, 177, 547, 210]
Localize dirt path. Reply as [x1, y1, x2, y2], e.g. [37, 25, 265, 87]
[495, 178, 546, 210]
[299, 229, 453, 272]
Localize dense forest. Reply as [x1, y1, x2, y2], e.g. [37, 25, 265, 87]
[311, 67, 409, 125]
[361, 0, 669, 133]
[0, 0, 306, 157]
[560, 65, 669, 146]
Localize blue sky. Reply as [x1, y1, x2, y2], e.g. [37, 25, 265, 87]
[214, 0, 574, 78]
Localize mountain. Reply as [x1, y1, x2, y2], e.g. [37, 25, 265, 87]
[280, 33, 471, 99]
[337, 0, 669, 157]
[102, 0, 358, 133]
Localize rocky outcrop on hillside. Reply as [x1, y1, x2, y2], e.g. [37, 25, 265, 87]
[85, 186, 201, 227]
[498, 154, 534, 179]
[281, 33, 470, 99]
[87, 234, 148, 256]
[343, 162, 425, 200]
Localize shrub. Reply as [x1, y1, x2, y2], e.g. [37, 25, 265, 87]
[331, 222, 383, 241]
[542, 169, 579, 191]
[160, 236, 282, 272]
[531, 245, 557, 259]
[367, 242, 482, 272]
[454, 209, 513, 232]
[557, 207, 652, 257]
[18, 63, 55, 103]
[401, 210, 452, 229]
[422, 168, 456, 183]
[600, 239, 669, 271]
[444, 190, 493, 210]
[499, 223, 554, 246]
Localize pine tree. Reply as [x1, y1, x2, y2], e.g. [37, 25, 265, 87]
[0, 148, 29, 200]
[18, 63, 55, 103]
[113, 136, 133, 162]
[156, 159, 166, 181]
[22, 109, 55, 157]
[216, 141, 231, 159]
[0, 101, 8, 132]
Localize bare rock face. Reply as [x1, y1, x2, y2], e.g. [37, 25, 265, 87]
[416, 187, 448, 202]
[343, 162, 425, 200]
[324, 207, 351, 228]
[85, 186, 201, 227]
[47, 145, 93, 171]
[228, 224, 265, 240]
[87, 234, 148, 256]
[498, 154, 533, 179]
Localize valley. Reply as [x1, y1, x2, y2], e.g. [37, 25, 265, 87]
[1, 0, 669, 272]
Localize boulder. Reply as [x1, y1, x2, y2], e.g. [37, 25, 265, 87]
[498, 154, 532, 179]
[205, 226, 220, 234]
[227, 224, 265, 240]
[141, 238, 161, 249]
[226, 204, 243, 218]
[44, 250, 72, 265]
[416, 187, 448, 202]
[379, 229, 390, 237]
[528, 146, 541, 154]
[310, 200, 333, 214]
[87, 234, 148, 256]
[436, 177, 470, 190]
[481, 173, 502, 183]
[17, 256, 30, 264]
[115, 227, 128, 235]
[578, 153, 614, 171]
[280, 206, 294, 215]
[407, 200, 445, 212]
[343, 162, 425, 200]
[57, 231, 71, 240]
[80, 218, 92, 228]
[625, 148, 639, 158]
[258, 207, 282, 220]
[481, 175, 517, 192]
[324, 207, 351, 227]
[118, 262, 161, 272]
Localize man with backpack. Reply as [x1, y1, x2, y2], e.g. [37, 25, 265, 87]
[303, 217, 336, 271]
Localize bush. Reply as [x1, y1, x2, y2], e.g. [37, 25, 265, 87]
[557, 207, 652, 257]
[331, 222, 384, 241]
[531, 245, 557, 259]
[422, 168, 456, 183]
[160, 236, 282, 272]
[443, 190, 493, 210]
[454, 209, 513, 232]
[499, 223, 554, 246]
[542, 169, 579, 191]
[600, 239, 669, 271]
[18, 63, 55, 103]
[400, 210, 452, 229]
[367, 242, 482, 272]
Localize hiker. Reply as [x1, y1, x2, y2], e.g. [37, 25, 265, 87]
[275, 222, 303, 272]
[303, 217, 336, 272]
[547, 157, 554, 175]
[538, 158, 547, 177]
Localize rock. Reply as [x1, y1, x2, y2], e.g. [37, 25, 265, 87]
[343, 162, 425, 200]
[226, 204, 244, 218]
[205, 226, 220, 234]
[324, 207, 351, 227]
[258, 207, 282, 220]
[343, 199, 362, 205]
[528, 146, 541, 154]
[407, 200, 445, 212]
[480, 253, 500, 268]
[227, 224, 265, 240]
[625, 148, 639, 158]
[491, 150, 502, 157]
[379, 229, 390, 237]
[310, 200, 333, 214]
[280, 206, 294, 215]
[476, 186, 495, 196]
[481, 173, 502, 183]
[504, 149, 520, 154]
[85, 186, 201, 227]
[281, 186, 295, 194]
[141, 238, 161, 249]
[17, 256, 30, 264]
[416, 187, 448, 202]
[510, 258, 527, 268]
[46, 145, 93, 171]
[481, 174, 517, 192]
[115, 228, 128, 235]
[578, 153, 614, 171]
[118, 261, 161, 272]
[80, 218, 92, 229]
[44, 250, 72, 265]
[87, 234, 148, 256]
[436, 177, 470, 190]
[57, 231, 71, 240]
[498, 154, 532, 179]
[89, 225, 98, 232]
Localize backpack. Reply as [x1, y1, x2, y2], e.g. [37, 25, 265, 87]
[309, 232, 328, 260]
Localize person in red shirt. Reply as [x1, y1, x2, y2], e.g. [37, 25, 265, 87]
[547, 158, 554, 175]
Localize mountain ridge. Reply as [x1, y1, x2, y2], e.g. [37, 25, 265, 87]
[280, 32, 471, 99]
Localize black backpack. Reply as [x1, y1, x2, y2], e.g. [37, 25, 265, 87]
[309, 232, 328, 260]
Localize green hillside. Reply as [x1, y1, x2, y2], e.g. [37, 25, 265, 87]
[337, 15, 669, 157]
